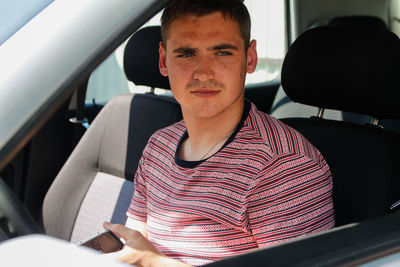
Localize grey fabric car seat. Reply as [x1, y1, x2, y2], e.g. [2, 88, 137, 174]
[42, 26, 182, 243]
[280, 25, 400, 226]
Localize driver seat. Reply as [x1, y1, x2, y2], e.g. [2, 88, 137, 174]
[42, 26, 182, 243]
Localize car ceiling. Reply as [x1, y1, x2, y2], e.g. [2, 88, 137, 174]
[291, 0, 393, 40]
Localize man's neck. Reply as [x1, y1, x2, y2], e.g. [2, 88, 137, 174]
[180, 100, 244, 161]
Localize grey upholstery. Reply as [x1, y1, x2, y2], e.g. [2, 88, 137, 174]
[43, 94, 133, 241]
[42, 26, 182, 242]
[43, 94, 181, 242]
[70, 172, 134, 243]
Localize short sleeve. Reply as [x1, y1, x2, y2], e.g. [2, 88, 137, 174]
[246, 153, 335, 247]
[126, 141, 151, 222]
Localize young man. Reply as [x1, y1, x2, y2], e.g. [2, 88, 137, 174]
[104, 0, 335, 266]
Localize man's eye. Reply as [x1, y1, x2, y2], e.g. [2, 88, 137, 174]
[217, 51, 232, 56]
[177, 53, 193, 58]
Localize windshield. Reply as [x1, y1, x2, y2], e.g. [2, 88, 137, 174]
[0, 0, 54, 45]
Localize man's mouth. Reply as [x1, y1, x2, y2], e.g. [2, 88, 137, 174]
[190, 89, 220, 98]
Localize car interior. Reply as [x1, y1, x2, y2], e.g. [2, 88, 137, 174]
[279, 21, 400, 226]
[43, 26, 183, 243]
[1, 0, 400, 265]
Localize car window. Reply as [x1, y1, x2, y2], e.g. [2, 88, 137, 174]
[0, 0, 54, 45]
[85, 0, 286, 104]
[245, 0, 286, 84]
[85, 12, 163, 104]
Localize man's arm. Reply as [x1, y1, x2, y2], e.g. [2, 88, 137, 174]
[103, 222, 189, 267]
[125, 217, 148, 238]
[247, 154, 335, 247]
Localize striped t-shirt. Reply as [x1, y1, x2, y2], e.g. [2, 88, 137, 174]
[127, 101, 334, 266]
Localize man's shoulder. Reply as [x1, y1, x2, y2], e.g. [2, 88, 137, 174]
[155, 119, 185, 135]
[246, 103, 319, 158]
[246, 102, 299, 140]
[147, 120, 185, 145]
[248, 102, 293, 131]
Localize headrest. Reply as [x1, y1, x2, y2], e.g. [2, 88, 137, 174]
[281, 26, 400, 120]
[329, 15, 388, 30]
[124, 26, 170, 90]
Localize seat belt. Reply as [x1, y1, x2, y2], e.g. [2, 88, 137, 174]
[69, 79, 90, 129]
[69, 79, 90, 147]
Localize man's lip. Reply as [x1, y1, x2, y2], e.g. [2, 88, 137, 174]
[190, 89, 220, 98]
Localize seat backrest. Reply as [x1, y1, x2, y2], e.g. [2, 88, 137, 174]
[280, 25, 400, 226]
[42, 26, 182, 242]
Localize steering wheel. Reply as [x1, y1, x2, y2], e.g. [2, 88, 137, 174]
[0, 178, 43, 242]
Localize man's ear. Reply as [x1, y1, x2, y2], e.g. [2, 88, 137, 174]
[246, 40, 258, 74]
[159, 42, 168, 77]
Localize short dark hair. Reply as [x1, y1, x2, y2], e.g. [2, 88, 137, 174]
[161, 0, 251, 50]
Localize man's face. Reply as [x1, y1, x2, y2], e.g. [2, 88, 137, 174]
[159, 12, 257, 120]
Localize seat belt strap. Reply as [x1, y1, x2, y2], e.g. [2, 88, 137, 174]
[69, 79, 89, 148]
[69, 79, 90, 129]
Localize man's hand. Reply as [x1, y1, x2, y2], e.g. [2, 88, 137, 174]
[103, 222, 189, 267]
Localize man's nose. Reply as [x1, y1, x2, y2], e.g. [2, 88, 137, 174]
[193, 56, 215, 81]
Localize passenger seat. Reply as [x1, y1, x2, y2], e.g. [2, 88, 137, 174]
[270, 16, 400, 131]
[280, 24, 400, 226]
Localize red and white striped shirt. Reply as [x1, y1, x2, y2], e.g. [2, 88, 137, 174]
[127, 101, 334, 266]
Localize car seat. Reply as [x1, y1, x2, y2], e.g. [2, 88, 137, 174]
[42, 26, 182, 243]
[280, 24, 400, 226]
[270, 16, 400, 131]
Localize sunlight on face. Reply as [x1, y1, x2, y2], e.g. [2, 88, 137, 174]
[159, 12, 257, 120]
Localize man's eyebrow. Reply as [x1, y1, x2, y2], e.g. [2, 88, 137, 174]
[172, 44, 238, 54]
[210, 44, 238, 51]
[173, 47, 197, 54]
